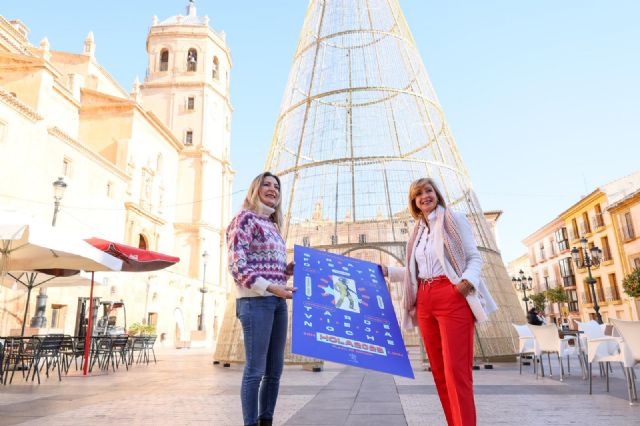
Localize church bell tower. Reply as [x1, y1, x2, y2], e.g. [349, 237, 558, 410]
[141, 1, 234, 335]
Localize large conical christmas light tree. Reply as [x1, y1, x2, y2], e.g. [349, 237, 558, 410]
[215, 0, 522, 363]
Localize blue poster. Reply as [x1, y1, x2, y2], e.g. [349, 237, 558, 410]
[291, 245, 414, 379]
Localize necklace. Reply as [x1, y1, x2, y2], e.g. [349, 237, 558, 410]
[416, 223, 432, 277]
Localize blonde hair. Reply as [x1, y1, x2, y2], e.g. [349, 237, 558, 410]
[242, 172, 284, 228]
[408, 178, 447, 220]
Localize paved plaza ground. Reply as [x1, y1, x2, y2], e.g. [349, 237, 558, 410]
[0, 347, 638, 425]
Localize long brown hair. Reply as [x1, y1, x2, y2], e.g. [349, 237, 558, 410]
[242, 172, 284, 228]
[407, 178, 447, 220]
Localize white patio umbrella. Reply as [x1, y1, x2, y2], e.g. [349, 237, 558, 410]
[0, 218, 123, 336]
[0, 221, 122, 272]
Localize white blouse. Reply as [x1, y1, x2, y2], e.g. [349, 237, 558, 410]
[414, 215, 446, 279]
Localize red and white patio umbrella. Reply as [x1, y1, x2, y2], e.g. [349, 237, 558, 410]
[82, 238, 180, 375]
[85, 238, 180, 272]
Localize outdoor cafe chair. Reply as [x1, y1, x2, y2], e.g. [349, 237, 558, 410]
[0, 338, 4, 383]
[0, 338, 22, 381]
[89, 335, 115, 373]
[60, 336, 86, 374]
[0, 337, 6, 384]
[3, 337, 38, 385]
[577, 320, 605, 347]
[109, 335, 129, 371]
[528, 324, 584, 381]
[127, 336, 146, 366]
[577, 320, 616, 375]
[587, 335, 625, 398]
[28, 334, 65, 384]
[143, 335, 157, 365]
[128, 335, 157, 366]
[611, 319, 640, 403]
[512, 323, 536, 375]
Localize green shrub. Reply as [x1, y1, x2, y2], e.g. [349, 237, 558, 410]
[529, 292, 547, 312]
[546, 286, 568, 304]
[128, 322, 156, 336]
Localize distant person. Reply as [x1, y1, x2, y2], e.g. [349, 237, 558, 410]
[527, 308, 543, 326]
[381, 177, 497, 426]
[227, 171, 295, 426]
[537, 311, 547, 325]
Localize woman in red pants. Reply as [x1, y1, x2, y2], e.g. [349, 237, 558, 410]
[382, 178, 496, 426]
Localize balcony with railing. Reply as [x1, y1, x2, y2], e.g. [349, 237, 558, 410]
[596, 285, 606, 304]
[579, 222, 592, 237]
[601, 245, 613, 262]
[591, 214, 605, 231]
[580, 292, 590, 305]
[544, 277, 558, 289]
[538, 249, 546, 262]
[621, 224, 636, 242]
[604, 287, 621, 303]
[568, 300, 579, 312]
[562, 275, 576, 287]
[568, 227, 579, 242]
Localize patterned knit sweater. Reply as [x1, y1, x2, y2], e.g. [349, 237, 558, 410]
[226, 209, 288, 297]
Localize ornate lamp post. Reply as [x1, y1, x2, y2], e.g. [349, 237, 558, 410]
[571, 237, 603, 324]
[51, 177, 67, 226]
[512, 270, 533, 315]
[198, 250, 209, 331]
[30, 177, 68, 329]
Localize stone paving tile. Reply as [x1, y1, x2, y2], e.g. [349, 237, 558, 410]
[302, 398, 354, 410]
[344, 414, 407, 426]
[356, 391, 400, 402]
[350, 402, 404, 415]
[285, 408, 351, 425]
[0, 348, 638, 426]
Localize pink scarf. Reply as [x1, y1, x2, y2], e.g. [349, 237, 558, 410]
[402, 206, 466, 321]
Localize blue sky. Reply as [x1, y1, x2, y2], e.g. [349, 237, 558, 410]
[3, 1, 639, 263]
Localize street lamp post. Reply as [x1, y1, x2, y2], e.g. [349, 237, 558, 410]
[198, 250, 209, 331]
[571, 237, 603, 324]
[30, 177, 68, 329]
[51, 177, 67, 227]
[512, 270, 533, 315]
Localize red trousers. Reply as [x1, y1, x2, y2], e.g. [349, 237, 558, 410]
[417, 277, 476, 426]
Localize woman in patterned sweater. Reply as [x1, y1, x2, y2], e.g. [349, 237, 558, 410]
[227, 171, 295, 426]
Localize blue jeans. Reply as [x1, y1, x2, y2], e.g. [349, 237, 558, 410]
[236, 296, 288, 426]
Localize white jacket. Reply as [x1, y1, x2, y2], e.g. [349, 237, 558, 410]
[388, 207, 497, 328]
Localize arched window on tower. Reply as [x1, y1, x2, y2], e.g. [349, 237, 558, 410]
[187, 48, 197, 72]
[156, 153, 163, 175]
[159, 49, 169, 72]
[212, 56, 220, 79]
[138, 234, 148, 250]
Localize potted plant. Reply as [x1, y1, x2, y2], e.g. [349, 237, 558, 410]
[622, 268, 640, 298]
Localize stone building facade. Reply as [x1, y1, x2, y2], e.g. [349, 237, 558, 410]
[0, 2, 233, 347]
[519, 172, 640, 324]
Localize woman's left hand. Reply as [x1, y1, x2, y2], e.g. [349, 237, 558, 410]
[456, 279, 475, 297]
[285, 261, 295, 276]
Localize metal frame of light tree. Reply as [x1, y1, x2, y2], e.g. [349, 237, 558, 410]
[268, 4, 494, 247]
[215, 0, 525, 364]
[262, 0, 524, 360]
